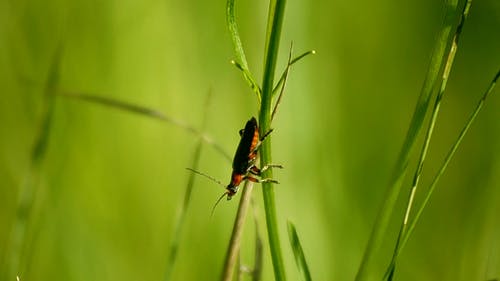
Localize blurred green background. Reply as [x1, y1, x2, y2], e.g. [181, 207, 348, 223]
[1, 0, 499, 280]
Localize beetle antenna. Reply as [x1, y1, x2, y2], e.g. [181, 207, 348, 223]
[211, 191, 228, 217]
[186, 168, 225, 188]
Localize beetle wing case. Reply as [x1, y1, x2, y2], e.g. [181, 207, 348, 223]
[232, 117, 259, 173]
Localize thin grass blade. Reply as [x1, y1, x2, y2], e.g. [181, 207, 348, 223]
[271, 42, 294, 121]
[163, 91, 212, 281]
[2, 44, 61, 281]
[383, 1, 474, 279]
[389, 68, 499, 276]
[355, 1, 465, 280]
[58, 92, 231, 162]
[287, 221, 312, 281]
[272, 49, 315, 96]
[227, 0, 261, 101]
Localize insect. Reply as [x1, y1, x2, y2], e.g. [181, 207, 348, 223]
[187, 117, 282, 209]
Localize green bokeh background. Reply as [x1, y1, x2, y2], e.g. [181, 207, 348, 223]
[1, 0, 499, 280]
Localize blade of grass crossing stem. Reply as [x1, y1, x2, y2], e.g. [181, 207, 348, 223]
[163, 91, 212, 281]
[386, 69, 499, 279]
[384, 2, 473, 279]
[355, 1, 463, 280]
[271, 44, 316, 121]
[259, 0, 288, 280]
[2, 46, 61, 281]
[271, 50, 316, 96]
[271, 42, 293, 122]
[58, 92, 231, 162]
[226, 0, 261, 101]
[287, 221, 312, 281]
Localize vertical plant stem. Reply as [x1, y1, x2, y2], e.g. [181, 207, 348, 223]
[221, 181, 254, 281]
[259, 0, 287, 280]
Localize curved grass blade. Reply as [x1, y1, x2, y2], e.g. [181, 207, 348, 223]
[57, 92, 231, 162]
[355, 1, 467, 279]
[384, 68, 499, 280]
[287, 221, 312, 281]
[383, 1, 475, 279]
[227, 0, 261, 101]
[231, 60, 262, 100]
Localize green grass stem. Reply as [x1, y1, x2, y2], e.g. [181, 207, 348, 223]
[221, 181, 255, 281]
[355, 0, 465, 280]
[258, 0, 288, 280]
[385, 68, 499, 279]
[384, 1, 473, 279]
[225, 0, 290, 279]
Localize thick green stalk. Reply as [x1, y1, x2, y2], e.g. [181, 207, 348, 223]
[259, 0, 287, 280]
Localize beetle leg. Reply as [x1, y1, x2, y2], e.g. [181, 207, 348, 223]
[260, 164, 283, 173]
[248, 165, 261, 175]
[248, 164, 283, 176]
[244, 175, 279, 184]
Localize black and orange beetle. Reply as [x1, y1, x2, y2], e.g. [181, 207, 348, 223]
[188, 117, 282, 208]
